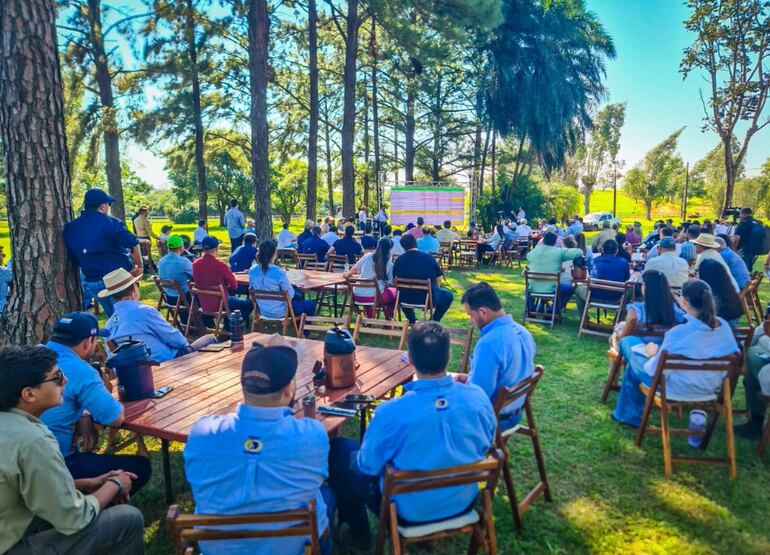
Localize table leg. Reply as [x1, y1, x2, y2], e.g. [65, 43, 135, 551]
[161, 438, 173, 504]
[333, 285, 339, 317]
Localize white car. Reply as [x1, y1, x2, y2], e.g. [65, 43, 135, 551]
[583, 211, 621, 230]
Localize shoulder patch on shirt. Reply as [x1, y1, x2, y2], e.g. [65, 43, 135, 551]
[243, 436, 263, 454]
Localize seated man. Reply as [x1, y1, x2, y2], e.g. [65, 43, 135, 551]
[735, 319, 770, 440]
[41, 313, 151, 492]
[329, 224, 363, 263]
[157, 234, 193, 303]
[297, 219, 314, 250]
[360, 224, 378, 250]
[300, 226, 331, 263]
[436, 219, 460, 244]
[575, 239, 630, 316]
[679, 224, 700, 265]
[591, 220, 616, 250]
[0, 345, 143, 555]
[229, 233, 259, 272]
[184, 335, 332, 555]
[101, 268, 218, 363]
[460, 282, 536, 429]
[321, 225, 340, 247]
[526, 231, 583, 312]
[642, 236, 689, 288]
[417, 226, 441, 254]
[329, 322, 496, 551]
[390, 228, 404, 256]
[694, 233, 739, 291]
[392, 234, 453, 322]
[277, 222, 298, 250]
[193, 219, 208, 245]
[192, 235, 253, 319]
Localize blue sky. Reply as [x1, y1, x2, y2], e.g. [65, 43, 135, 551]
[125, 0, 770, 187]
[586, 0, 769, 176]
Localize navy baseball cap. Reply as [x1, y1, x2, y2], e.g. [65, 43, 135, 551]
[241, 339, 298, 395]
[51, 312, 108, 342]
[84, 188, 116, 208]
[659, 237, 676, 249]
[200, 236, 221, 250]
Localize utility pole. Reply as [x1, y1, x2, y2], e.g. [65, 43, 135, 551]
[681, 162, 689, 220]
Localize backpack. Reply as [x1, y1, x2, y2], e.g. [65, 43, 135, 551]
[749, 220, 770, 256]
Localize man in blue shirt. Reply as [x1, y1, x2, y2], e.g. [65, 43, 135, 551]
[157, 235, 194, 300]
[297, 220, 314, 250]
[575, 239, 630, 316]
[101, 268, 218, 363]
[392, 234, 454, 322]
[300, 226, 331, 263]
[184, 335, 333, 555]
[330, 225, 363, 263]
[329, 322, 496, 551]
[460, 282, 536, 429]
[716, 234, 750, 289]
[229, 233, 258, 272]
[40, 312, 152, 493]
[417, 227, 441, 253]
[224, 198, 245, 250]
[63, 188, 143, 316]
[567, 216, 584, 236]
[679, 224, 700, 264]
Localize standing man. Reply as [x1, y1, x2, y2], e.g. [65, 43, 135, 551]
[0, 346, 144, 555]
[516, 206, 526, 221]
[41, 313, 152, 492]
[63, 188, 142, 316]
[733, 207, 762, 271]
[358, 205, 368, 231]
[224, 198, 246, 250]
[132, 206, 158, 243]
[374, 206, 388, 235]
[460, 282, 536, 429]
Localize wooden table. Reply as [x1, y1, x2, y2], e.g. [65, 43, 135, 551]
[118, 332, 414, 502]
[235, 268, 348, 316]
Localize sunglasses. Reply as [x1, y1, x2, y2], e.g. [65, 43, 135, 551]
[38, 370, 65, 387]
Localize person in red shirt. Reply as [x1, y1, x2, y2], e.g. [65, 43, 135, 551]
[192, 236, 253, 321]
[406, 216, 425, 239]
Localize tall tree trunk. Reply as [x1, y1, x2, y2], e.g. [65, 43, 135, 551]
[472, 121, 482, 198]
[393, 122, 399, 183]
[0, 0, 83, 344]
[185, 0, 208, 221]
[722, 136, 735, 213]
[87, 0, 125, 221]
[645, 200, 652, 221]
[340, 0, 358, 217]
[583, 183, 593, 214]
[404, 65, 416, 183]
[491, 129, 497, 199]
[306, 0, 319, 220]
[363, 89, 370, 208]
[247, 0, 272, 240]
[323, 93, 334, 216]
[369, 20, 381, 208]
[479, 123, 490, 196]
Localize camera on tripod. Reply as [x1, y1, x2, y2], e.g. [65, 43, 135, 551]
[722, 207, 741, 223]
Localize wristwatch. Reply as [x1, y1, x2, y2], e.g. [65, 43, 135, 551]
[106, 477, 123, 494]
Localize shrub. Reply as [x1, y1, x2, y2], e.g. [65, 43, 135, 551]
[171, 207, 200, 224]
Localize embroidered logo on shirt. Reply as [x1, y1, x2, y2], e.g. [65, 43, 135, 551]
[435, 398, 449, 410]
[243, 437, 263, 454]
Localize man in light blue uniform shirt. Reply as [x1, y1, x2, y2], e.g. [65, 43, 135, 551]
[184, 335, 333, 555]
[157, 235, 193, 298]
[224, 198, 246, 250]
[329, 322, 496, 552]
[461, 282, 536, 429]
[40, 312, 152, 492]
[101, 268, 217, 363]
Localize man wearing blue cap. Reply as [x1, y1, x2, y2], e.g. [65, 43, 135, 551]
[184, 335, 333, 555]
[63, 188, 142, 316]
[40, 312, 152, 493]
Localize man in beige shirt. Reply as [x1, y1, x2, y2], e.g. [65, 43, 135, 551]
[436, 220, 460, 244]
[0, 345, 144, 555]
[132, 206, 158, 241]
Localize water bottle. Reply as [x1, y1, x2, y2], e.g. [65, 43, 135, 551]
[688, 409, 707, 448]
[230, 309, 244, 351]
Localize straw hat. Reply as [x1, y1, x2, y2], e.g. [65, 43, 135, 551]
[98, 268, 141, 298]
[693, 233, 719, 249]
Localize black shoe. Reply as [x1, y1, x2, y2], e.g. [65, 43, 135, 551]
[335, 523, 373, 555]
[734, 418, 763, 440]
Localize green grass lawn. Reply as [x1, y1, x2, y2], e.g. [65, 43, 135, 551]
[112, 262, 770, 555]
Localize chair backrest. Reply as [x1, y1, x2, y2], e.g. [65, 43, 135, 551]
[443, 326, 474, 374]
[648, 350, 741, 398]
[304, 261, 330, 272]
[189, 282, 230, 317]
[327, 254, 348, 273]
[167, 501, 319, 555]
[523, 270, 560, 295]
[346, 276, 383, 309]
[298, 314, 350, 336]
[394, 277, 432, 308]
[459, 239, 477, 250]
[297, 253, 318, 269]
[623, 321, 669, 340]
[586, 277, 627, 296]
[492, 365, 544, 415]
[353, 313, 408, 350]
[154, 277, 186, 305]
[249, 288, 291, 316]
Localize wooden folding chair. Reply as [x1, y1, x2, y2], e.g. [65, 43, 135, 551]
[740, 275, 763, 326]
[297, 253, 320, 269]
[439, 241, 455, 268]
[522, 270, 561, 328]
[188, 282, 231, 338]
[298, 314, 350, 338]
[492, 366, 552, 530]
[431, 252, 446, 272]
[456, 239, 477, 269]
[479, 242, 504, 267]
[353, 313, 408, 350]
[374, 453, 503, 555]
[635, 350, 741, 478]
[346, 277, 384, 321]
[153, 276, 191, 332]
[167, 500, 321, 555]
[577, 278, 628, 338]
[139, 239, 157, 274]
[249, 288, 300, 336]
[277, 248, 298, 268]
[759, 394, 770, 456]
[394, 277, 433, 322]
[326, 254, 349, 273]
[444, 326, 474, 374]
[601, 322, 669, 403]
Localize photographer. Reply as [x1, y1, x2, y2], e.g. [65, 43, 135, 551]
[732, 207, 763, 271]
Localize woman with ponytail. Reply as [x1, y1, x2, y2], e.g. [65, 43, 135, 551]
[346, 237, 397, 319]
[612, 279, 738, 427]
[248, 240, 316, 320]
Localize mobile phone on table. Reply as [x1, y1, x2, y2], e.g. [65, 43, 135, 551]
[198, 343, 229, 353]
[344, 394, 376, 404]
[152, 386, 174, 398]
[317, 405, 357, 417]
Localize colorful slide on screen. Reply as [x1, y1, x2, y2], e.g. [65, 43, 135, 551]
[389, 187, 467, 226]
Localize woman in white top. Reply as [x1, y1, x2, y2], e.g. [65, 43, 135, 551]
[346, 237, 396, 319]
